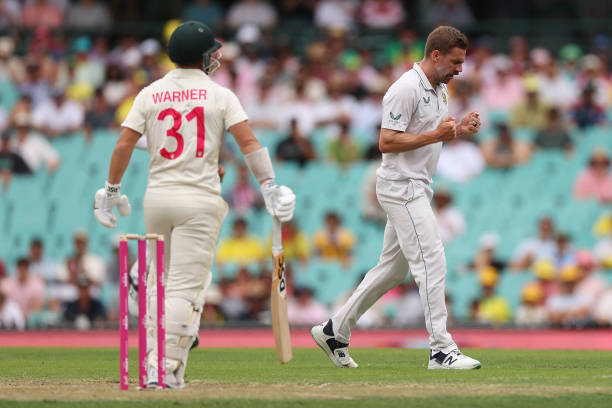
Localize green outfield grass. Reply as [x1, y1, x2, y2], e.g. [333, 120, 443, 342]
[1, 348, 611, 407]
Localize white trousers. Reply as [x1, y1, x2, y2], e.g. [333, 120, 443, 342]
[143, 192, 228, 380]
[332, 177, 456, 353]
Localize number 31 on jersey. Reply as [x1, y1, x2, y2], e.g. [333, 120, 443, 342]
[157, 106, 205, 160]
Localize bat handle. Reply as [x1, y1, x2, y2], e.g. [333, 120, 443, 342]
[272, 217, 282, 255]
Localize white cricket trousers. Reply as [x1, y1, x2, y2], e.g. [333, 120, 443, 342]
[332, 177, 457, 353]
[143, 191, 228, 380]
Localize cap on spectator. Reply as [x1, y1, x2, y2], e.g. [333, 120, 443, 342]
[478, 266, 499, 288]
[590, 147, 610, 162]
[492, 54, 512, 72]
[236, 24, 260, 44]
[140, 39, 161, 56]
[521, 282, 544, 303]
[222, 42, 240, 61]
[559, 265, 581, 283]
[530, 48, 551, 66]
[560, 43, 582, 62]
[575, 250, 596, 271]
[73, 36, 91, 54]
[533, 259, 555, 281]
[478, 232, 499, 250]
[0, 37, 15, 56]
[51, 88, 65, 98]
[582, 54, 602, 71]
[74, 229, 89, 240]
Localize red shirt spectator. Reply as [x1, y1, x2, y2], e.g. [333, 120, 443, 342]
[360, 0, 405, 29]
[22, 0, 64, 29]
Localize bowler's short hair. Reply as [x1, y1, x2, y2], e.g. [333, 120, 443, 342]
[424, 26, 468, 57]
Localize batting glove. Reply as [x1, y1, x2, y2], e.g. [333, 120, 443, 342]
[93, 181, 132, 228]
[261, 180, 296, 222]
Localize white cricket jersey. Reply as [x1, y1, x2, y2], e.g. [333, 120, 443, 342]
[122, 68, 248, 198]
[377, 63, 450, 184]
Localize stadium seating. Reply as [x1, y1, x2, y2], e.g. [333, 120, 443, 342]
[1, 125, 609, 320]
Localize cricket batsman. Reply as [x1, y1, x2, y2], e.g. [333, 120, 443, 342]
[311, 26, 482, 370]
[94, 21, 296, 388]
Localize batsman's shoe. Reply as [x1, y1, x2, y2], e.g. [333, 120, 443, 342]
[428, 349, 481, 370]
[311, 320, 358, 368]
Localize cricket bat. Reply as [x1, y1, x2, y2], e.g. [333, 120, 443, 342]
[271, 217, 292, 363]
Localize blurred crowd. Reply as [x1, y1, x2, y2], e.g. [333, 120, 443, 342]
[2, 0, 612, 330]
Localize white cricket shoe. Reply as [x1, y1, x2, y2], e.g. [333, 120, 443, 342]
[311, 320, 358, 368]
[428, 349, 481, 370]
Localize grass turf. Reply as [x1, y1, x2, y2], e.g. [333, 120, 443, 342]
[1, 348, 611, 407]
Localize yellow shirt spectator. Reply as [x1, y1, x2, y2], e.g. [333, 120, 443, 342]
[216, 219, 265, 266]
[313, 212, 356, 262]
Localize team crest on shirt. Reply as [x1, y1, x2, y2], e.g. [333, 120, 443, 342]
[442, 91, 447, 105]
[422, 96, 430, 104]
[390, 112, 402, 120]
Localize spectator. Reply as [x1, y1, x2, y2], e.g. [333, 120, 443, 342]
[510, 77, 550, 130]
[314, 0, 357, 31]
[469, 232, 507, 272]
[546, 265, 592, 328]
[448, 80, 488, 132]
[361, 152, 386, 224]
[32, 88, 84, 137]
[574, 250, 607, 303]
[594, 225, 612, 269]
[22, 0, 64, 29]
[84, 88, 115, 139]
[509, 217, 556, 270]
[426, 0, 475, 29]
[515, 282, 548, 327]
[10, 113, 60, 173]
[102, 64, 129, 108]
[0, 258, 5, 279]
[551, 232, 575, 269]
[0, 290, 25, 330]
[65, 0, 112, 32]
[360, 0, 405, 30]
[70, 36, 106, 96]
[63, 275, 106, 330]
[327, 120, 361, 167]
[571, 82, 606, 129]
[390, 281, 423, 327]
[532, 259, 559, 298]
[573, 148, 612, 203]
[8, 95, 33, 128]
[182, 0, 223, 30]
[480, 123, 531, 169]
[28, 237, 59, 283]
[18, 59, 52, 108]
[313, 212, 356, 264]
[218, 278, 250, 321]
[266, 220, 311, 264]
[216, 218, 266, 266]
[433, 188, 466, 244]
[0, 36, 24, 83]
[481, 55, 524, 111]
[534, 107, 573, 153]
[138, 39, 164, 83]
[437, 136, 485, 183]
[275, 118, 316, 167]
[0, 258, 45, 322]
[537, 58, 577, 109]
[473, 267, 511, 325]
[57, 230, 106, 287]
[226, 0, 278, 30]
[226, 164, 264, 217]
[287, 286, 329, 326]
[0, 132, 31, 190]
[593, 288, 612, 327]
[0, 1, 20, 30]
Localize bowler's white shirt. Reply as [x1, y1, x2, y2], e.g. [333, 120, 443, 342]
[377, 63, 449, 184]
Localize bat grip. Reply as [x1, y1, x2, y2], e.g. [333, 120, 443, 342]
[272, 217, 282, 255]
